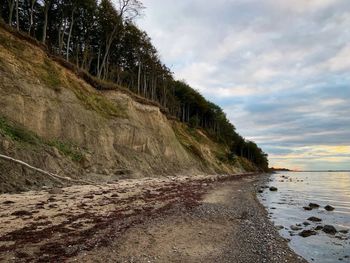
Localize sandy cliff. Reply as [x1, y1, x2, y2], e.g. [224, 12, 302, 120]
[0, 26, 249, 192]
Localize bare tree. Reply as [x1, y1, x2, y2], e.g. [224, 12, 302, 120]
[97, 0, 144, 79]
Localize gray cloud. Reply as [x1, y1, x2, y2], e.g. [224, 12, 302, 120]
[138, 0, 350, 169]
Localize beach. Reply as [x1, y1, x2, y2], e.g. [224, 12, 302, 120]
[0, 174, 306, 262]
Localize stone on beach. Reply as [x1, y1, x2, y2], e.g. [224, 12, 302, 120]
[48, 188, 64, 194]
[3, 200, 15, 205]
[11, 210, 33, 216]
[269, 186, 278, 191]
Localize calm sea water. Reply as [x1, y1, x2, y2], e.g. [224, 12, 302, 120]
[259, 171, 350, 263]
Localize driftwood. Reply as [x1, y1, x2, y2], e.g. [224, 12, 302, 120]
[0, 153, 94, 185]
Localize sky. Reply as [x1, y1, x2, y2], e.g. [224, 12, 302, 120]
[137, 0, 350, 170]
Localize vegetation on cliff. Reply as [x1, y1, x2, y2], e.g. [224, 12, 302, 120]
[0, 0, 268, 170]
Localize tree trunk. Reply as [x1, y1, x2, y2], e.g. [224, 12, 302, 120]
[66, 9, 75, 61]
[58, 19, 67, 55]
[15, 0, 19, 30]
[28, 0, 36, 34]
[97, 46, 101, 76]
[137, 61, 141, 94]
[143, 73, 147, 97]
[42, 0, 51, 43]
[97, 26, 118, 79]
[7, 0, 15, 26]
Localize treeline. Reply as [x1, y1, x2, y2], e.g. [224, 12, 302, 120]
[0, 0, 268, 170]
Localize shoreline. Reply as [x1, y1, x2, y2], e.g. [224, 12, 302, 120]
[0, 173, 306, 262]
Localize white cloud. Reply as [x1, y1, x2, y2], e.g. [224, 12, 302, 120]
[268, 0, 340, 14]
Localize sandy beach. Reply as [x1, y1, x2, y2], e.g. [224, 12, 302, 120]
[0, 174, 306, 262]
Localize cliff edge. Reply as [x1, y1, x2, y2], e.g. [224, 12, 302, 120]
[0, 25, 253, 193]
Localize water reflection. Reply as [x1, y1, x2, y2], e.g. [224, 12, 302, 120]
[259, 171, 350, 263]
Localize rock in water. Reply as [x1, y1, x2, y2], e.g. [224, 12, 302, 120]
[291, 225, 303, 231]
[324, 205, 335, 211]
[315, 225, 324, 231]
[303, 206, 312, 211]
[307, 216, 322, 222]
[323, 225, 337, 235]
[299, 230, 317, 237]
[269, 186, 278, 191]
[308, 203, 320, 209]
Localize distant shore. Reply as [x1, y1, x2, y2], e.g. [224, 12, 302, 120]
[0, 173, 306, 262]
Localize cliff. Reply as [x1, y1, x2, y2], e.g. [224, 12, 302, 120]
[0, 25, 251, 193]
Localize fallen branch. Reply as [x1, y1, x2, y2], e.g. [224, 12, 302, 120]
[0, 153, 94, 185]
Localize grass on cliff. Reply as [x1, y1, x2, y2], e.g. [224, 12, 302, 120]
[48, 140, 83, 162]
[0, 117, 41, 145]
[0, 30, 26, 56]
[39, 58, 62, 92]
[173, 124, 204, 159]
[67, 75, 127, 119]
[0, 29, 62, 92]
[0, 116, 83, 162]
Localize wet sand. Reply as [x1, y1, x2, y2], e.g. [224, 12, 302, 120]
[0, 174, 306, 262]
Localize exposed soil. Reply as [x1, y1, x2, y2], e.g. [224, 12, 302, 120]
[0, 174, 306, 263]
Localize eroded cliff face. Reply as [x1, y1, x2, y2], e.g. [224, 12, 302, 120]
[0, 26, 245, 192]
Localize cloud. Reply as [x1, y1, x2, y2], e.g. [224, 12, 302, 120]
[267, 0, 340, 14]
[139, 0, 350, 170]
[327, 45, 350, 72]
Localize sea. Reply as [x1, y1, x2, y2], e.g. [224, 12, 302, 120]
[259, 171, 350, 263]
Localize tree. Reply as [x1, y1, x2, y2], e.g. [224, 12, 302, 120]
[41, 0, 51, 43]
[27, 0, 37, 34]
[97, 0, 144, 79]
[6, 0, 15, 25]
